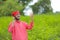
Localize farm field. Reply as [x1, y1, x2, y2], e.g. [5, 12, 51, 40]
[0, 14, 60, 40]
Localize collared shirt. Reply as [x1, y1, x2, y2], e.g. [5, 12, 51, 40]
[8, 20, 33, 40]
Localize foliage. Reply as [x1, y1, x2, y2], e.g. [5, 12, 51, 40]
[18, 0, 31, 6]
[0, 13, 60, 40]
[31, 0, 52, 13]
[0, 0, 24, 16]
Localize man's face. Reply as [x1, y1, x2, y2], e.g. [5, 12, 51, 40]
[14, 14, 20, 20]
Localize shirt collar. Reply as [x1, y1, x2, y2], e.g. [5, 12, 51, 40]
[15, 20, 20, 23]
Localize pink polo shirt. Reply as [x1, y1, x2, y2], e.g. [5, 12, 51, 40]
[8, 20, 33, 40]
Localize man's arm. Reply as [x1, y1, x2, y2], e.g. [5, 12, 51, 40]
[8, 21, 14, 33]
[25, 13, 34, 30]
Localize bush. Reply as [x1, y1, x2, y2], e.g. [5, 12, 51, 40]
[0, 0, 24, 16]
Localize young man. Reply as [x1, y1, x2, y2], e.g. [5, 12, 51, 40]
[8, 11, 34, 40]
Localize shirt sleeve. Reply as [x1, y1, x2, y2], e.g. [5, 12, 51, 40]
[24, 21, 34, 30]
[8, 22, 14, 33]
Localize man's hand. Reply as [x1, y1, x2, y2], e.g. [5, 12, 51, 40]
[30, 13, 33, 21]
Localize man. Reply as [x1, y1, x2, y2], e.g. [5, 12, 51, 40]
[8, 11, 34, 40]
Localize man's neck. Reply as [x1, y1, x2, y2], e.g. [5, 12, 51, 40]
[15, 19, 20, 23]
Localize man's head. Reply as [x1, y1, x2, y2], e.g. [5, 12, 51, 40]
[12, 11, 20, 20]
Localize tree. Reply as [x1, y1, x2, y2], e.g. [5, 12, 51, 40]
[18, 0, 31, 6]
[31, 0, 52, 14]
[0, 0, 24, 16]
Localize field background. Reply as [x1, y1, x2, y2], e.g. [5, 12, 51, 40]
[0, 13, 60, 40]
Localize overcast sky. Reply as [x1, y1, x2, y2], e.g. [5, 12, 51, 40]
[50, 0, 60, 12]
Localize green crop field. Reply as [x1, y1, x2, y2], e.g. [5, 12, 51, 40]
[0, 14, 60, 40]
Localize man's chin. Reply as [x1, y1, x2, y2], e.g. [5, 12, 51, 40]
[15, 18, 20, 20]
[15, 17, 20, 20]
[17, 19, 20, 20]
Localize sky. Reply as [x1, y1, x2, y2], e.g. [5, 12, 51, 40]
[50, 0, 60, 13]
[23, 0, 38, 16]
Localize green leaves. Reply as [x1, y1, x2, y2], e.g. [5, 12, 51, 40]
[0, 0, 24, 16]
[0, 13, 60, 40]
